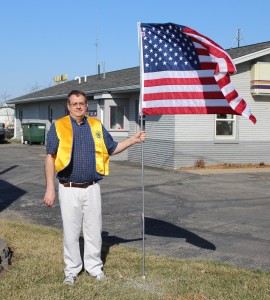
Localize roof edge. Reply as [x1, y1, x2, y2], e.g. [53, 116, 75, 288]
[234, 47, 270, 64]
[7, 85, 140, 104]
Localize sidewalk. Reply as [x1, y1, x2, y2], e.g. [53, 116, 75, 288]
[185, 167, 270, 175]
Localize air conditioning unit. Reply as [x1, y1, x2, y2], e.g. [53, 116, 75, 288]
[251, 62, 270, 95]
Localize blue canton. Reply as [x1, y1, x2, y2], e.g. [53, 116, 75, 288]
[46, 116, 118, 183]
[141, 23, 199, 72]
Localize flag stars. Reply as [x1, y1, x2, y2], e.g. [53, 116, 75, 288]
[141, 23, 199, 72]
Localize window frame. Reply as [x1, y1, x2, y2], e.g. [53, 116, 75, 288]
[215, 114, 238, 143]
[109, 105, 125, 130]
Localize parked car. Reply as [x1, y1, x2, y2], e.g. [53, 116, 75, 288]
[0, 123, 5, 140]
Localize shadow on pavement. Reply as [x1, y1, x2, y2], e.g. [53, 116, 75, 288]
[145, 217, 216, 250]
[0, 166, 26, 212]
[0, 165, 18, 175]
[97, 217, 215, 266]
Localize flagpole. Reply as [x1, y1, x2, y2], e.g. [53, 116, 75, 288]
[137, 21, 146, 279]
[140, 115, 145, 279]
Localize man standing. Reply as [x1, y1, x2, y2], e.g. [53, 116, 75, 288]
[43, 90, 145, 285]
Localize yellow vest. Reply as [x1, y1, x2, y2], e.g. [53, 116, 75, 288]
[54, 115, 109, 175]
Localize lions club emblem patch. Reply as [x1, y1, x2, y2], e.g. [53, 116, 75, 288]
[96, 131, 101, 139]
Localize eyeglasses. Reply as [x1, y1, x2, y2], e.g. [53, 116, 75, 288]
[69, 102, 87, 107]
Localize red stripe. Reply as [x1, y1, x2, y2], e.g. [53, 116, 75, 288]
[216, 74, 231, 88]
[233, 98, 247, 114]
[142, 106, 238, 115]
[143, 91, 225, 100]
[199, 62, 217, 70]
[226, 90, 239, 103]
[196, 48, 210, 56]
[144, 77, 216, 87]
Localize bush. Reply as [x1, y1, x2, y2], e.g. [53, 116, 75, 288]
[194, 159, 205, 168]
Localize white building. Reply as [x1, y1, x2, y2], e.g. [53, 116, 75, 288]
[7, 41, 270, 168]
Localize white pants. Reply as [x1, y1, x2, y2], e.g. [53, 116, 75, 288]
[59, 182, 103, 277]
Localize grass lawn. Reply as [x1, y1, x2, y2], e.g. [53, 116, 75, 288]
[0, 219, 269, 300]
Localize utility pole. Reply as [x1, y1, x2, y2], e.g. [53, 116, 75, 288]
[95, 10, 99, 74]
[231, 28, 245, 48]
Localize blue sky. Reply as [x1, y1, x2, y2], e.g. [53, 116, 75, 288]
[1, 0, 269, 100]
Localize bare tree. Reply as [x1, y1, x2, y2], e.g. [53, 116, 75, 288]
[24, 82, 42, 94]
[0, 91, 11, 106]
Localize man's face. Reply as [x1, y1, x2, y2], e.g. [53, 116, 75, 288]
[67, 94, 88, 119]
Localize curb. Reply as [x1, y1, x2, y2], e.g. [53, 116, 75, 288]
[182, 167, 270, 175]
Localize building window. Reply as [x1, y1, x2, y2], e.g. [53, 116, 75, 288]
[110, 106, 124, 130]
[19, 110, 23, 122]
[100, 106, 104, 124]
[215, 114, 236, 138]
[48, 106, 53, 123]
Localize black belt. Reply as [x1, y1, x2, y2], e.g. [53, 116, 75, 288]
[59, 180, 95, 188]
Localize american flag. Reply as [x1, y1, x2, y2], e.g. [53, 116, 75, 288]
[139, 23, 256, 124]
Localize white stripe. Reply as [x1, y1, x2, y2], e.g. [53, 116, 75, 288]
[144, 84, 220, 93]
[142, 99, 230, 108]
[210, 55, 228, 73]
[144, 69, 215, 80]
[221, 82, 236, 96]
[193, 41, 207, 49]
[241, 106, 252, 119]
[198, 55, 214, 63]
[229, 96, 242, 110]
[214, 72, 226, 81]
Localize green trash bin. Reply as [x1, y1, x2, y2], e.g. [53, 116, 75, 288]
[22, 123, 30, 144]
[22, 123, 46, 145]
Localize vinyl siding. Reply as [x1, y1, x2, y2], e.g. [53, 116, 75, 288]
[232, 57, 270, 142]
[174, 141, 270, 168]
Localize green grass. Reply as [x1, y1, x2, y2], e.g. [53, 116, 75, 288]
[0, 219, 269, 300]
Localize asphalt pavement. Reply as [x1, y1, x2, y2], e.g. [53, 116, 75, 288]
[0, 143, 270, 272]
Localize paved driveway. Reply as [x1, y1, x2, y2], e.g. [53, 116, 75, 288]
[0, 143, 270, 272]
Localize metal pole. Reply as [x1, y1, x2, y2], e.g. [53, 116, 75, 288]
[137, 21, 146, 279]
[140, 115, 145, 279]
